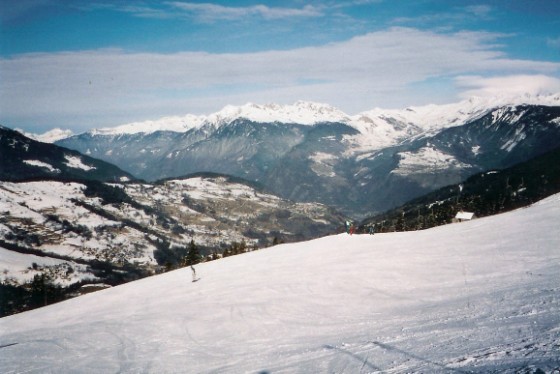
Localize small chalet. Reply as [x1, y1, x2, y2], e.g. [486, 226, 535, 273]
[454, 211, 475, 222]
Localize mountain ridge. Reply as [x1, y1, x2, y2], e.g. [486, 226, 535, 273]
[0, 125, 134, 183]
[26, 93, 560, 141]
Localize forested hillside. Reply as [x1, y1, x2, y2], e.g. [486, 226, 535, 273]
[0, 126, 133, 182]
[359, 146, 560, 233]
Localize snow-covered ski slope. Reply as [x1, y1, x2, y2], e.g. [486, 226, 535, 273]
[2, 195, 560, 373]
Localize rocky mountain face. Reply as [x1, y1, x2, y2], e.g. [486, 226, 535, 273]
[55, 97, 560, 217]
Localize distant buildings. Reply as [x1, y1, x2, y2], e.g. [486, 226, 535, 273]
[454, 211, 475, 222]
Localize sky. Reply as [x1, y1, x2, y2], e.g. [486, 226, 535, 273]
[1, 0, 560, 134]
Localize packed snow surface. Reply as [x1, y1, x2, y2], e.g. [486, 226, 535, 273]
[1, 195, 560, 373]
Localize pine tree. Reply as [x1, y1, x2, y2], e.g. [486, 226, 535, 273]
[185, 239, 202, 266]
[30, 274, 48, 307]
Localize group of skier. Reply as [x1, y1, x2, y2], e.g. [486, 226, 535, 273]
[345, 220, 376, 235]
[345, 220, 356, 235]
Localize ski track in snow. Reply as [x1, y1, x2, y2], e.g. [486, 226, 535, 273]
[1, 195, 560, 373]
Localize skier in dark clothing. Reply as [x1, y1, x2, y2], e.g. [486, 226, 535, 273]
[190, 265, 197, 282]
[345, 220, 353, 234]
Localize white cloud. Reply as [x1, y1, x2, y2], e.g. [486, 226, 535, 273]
[80, 2, 324, 22]
[1, 28, 559, 131]
[463, 5, 492, 18]
[162, 2, 323, 21]
[455, 75, 560, 98]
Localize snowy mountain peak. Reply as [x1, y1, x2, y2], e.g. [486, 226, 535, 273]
[344, 92, 560, 154]
[356, 93, 560, 128]
[19, 128, 75, 143]
[89, 114, 206, 136]
[206, 100, 351, 126]
[460, 92, 560, 110]
[64, 101, 351, 139]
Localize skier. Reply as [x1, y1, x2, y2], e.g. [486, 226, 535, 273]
[190, 265, 197, 282]
[368, 225, 375, 235]
[345, 220, 352, 234]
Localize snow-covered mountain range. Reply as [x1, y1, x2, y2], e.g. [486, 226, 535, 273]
[52, 94, 560, 217]
[2, 193, 559, 372]
[34, 93, 560, 140]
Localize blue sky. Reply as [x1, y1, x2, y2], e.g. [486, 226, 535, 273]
[1, 0, 559, 133]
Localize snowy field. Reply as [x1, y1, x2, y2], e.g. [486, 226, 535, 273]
[0, 248, 92, 286]
[1, 194, 560, 373]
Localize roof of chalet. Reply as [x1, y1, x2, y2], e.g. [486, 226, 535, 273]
[455, 211, 475, 220]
